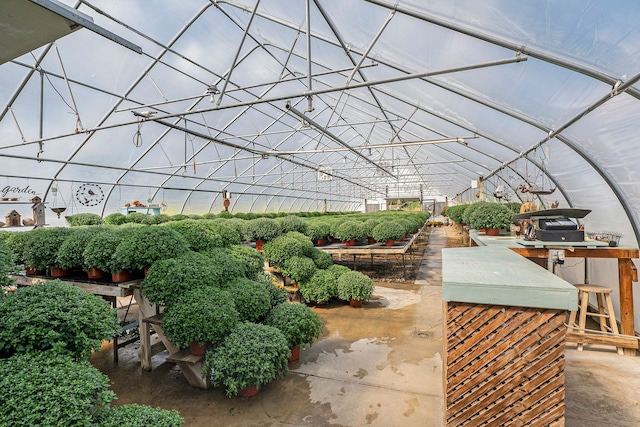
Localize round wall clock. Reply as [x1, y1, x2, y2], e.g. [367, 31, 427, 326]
[75, 183, 105, 206]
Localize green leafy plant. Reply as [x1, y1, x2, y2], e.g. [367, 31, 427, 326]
[265, 302, 324, 349]
[162, 286, 239, 347]
[0, 239, 19, 288]
[56, 225, 106, 271]
[275, 215, 308, 234]
[0, 352, 116, 426]
[162, 219, 241, 251]
[226, 244, 264, 280]
[95, 404, 184, 427]
[309, 247, 333, 269]
[104, 212, 128, 225]
[111, 226, 190, 271]
[22, 227, 73, 271]
[256, 273, 289, 308]
[125, 212, 149, 224]
[0, 280, 121, 358]
[221, 277, 272, 323]
[363, 218, 381, 238]
[169, 214, 189, 221]
[468, 202, 513, 230]
[219, 218, 251, 241]
[281, 255, 317, 284]
[333, 220, 366, 242]
[65, 213, 104, 226]
[445, 205, 468, 224]
[4, 231, 32, 264]
[462, 202, 490, 225]
[83, 227, 127, 273]
[336, 270, 375, 302]
[206, 322, 289, 397]
[304, 221, 331, 242]
[142, 251, 241, 307]
[371, 221, 405, 243]
[298, 269, 337, 304]
[141, 214, 171, 225]
[262, 232, 314, 266]
[245, 217, 281, 242]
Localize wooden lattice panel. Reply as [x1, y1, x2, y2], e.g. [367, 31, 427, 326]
[444, 302, 567, 427]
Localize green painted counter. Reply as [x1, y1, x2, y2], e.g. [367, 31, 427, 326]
[442, 246, 578, 311]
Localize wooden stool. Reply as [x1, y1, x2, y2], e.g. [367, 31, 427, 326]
[568, 284, 624, 355]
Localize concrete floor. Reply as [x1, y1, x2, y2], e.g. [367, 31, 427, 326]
[90, 227, 640, 426]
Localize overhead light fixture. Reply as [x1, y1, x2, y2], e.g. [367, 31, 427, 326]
[206, 85, 220, 103]
[132, 110, 157, 118]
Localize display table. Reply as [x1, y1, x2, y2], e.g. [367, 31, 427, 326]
[319, 231, 422, 279]
[442, 246, 578, 426]
[469, 230, 640, 356]
[119, 206, 161, 216]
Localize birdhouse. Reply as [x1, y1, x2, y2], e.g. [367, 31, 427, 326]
[31, 196, 46, 226]
[5, 210, 21, 227]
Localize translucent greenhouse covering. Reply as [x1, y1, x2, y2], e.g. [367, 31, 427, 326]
[1, 0, 640, 251]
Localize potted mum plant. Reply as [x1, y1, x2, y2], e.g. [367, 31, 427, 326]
[298, 269, 337, 305]
[111, 225, 190, 273]
[264, 302, 324, 362]
[245, 217, 281, 250]
[363, 218, 381, 243]
[275, 215, 308, 234]
[83, 227, 128, 282]
[162, 286, 239, 355]
[0, 280, 121, 358]
[262, 232, 314, 267]
[333, 220, 366, 246]
[206, 322, 290, 397]
[56, 226, 107, 276]
[22, 227, 73, 277]
[281, 255, 317, 287]
[371, 221, 406, 246]
[468, 202, 513, 235]
[304, 221, 331, 245]
[336, 270, 375, 307]
[142, 251, 243, 308]
[221, 277, 272, 323]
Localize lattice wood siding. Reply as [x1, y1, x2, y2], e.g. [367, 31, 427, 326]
[444, 302, 567, 426]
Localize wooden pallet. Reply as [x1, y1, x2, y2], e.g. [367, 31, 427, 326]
[443, 302, 567, 426]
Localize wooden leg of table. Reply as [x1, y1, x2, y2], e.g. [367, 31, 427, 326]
[134, 288, 154, 371]
[577, 290, 589, 351]
[618, 258, 636, 356]
[402, 254, 406, 280]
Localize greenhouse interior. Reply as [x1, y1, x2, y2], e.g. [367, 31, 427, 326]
[1, 0, 640, 426]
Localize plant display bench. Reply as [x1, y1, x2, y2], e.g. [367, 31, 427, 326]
[264, 265, 301, 302]
[126, 284, 210, 389]
[442, 246, 578, 426]
[166, 348, 210, 389]
[124, 284, 179, 370]
[319, 232, 420, 279]
[11, 274, 138, 363]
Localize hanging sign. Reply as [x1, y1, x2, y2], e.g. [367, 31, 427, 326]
[1, 184, 38, 200]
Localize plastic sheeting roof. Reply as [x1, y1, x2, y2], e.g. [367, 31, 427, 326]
[1, 0, 640, 247]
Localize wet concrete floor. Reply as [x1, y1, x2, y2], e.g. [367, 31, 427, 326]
[90, 227, 640, 426]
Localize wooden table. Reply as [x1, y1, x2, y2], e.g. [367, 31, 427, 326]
[510, 245, 640, 356]
[318, 232, 422, 279]
[468, 231, 640, 356]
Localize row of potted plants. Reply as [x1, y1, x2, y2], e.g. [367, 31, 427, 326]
[260, 231, 376, 306]
[445, 202, 522, 234]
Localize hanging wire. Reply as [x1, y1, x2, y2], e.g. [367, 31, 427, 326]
[133, 119, 143, 147]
